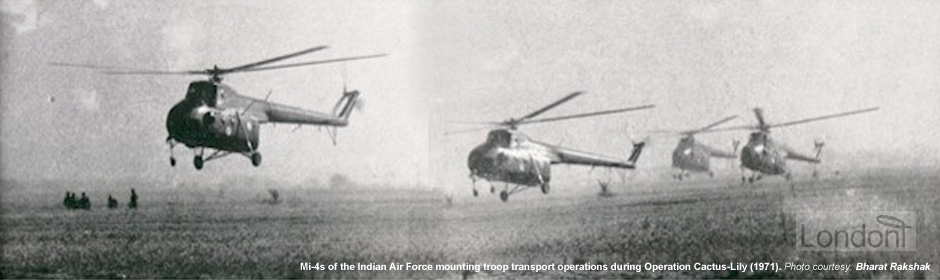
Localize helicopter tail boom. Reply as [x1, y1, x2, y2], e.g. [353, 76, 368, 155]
[259, 89, 359, 127]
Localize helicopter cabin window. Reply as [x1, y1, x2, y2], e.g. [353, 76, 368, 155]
[749, 132, 766, 142]
[186, 82, 218, 106]
[486, 130, 511, 147]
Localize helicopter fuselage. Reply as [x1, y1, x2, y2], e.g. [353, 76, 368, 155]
[166, 81, 260, 153]
[468, 130, 552, 187]
[740, 132, 788, 175]
[671, 137, 712, 173]
[459, 91, 650, 202]
[672, 135, 738, 175]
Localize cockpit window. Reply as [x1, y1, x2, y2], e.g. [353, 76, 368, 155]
[186, 82, 218, 106]
[749, 132, 767, 142]
[486, 130, 511, 147]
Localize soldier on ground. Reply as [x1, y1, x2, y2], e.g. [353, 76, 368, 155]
[63, 191, 74, 209]
[128, 189, 138, 209]
[78, 192, 91, 210]
[107, 195, 118, 209]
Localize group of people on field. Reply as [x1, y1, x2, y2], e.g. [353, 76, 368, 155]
[62, 192, 91, 209]
[63, 189, 138, 210]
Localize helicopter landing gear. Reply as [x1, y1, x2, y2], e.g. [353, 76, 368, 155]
[708, 171, 714, 178]
[194, 156, 204, 170]
[784, 173, 792, 181]
[674, 171, 690, 180]
[470, 176, 479, 197]
[498, 184, 527, 202]
[744, 173, 762, 184]
[187, 148, 261, 170]
[490, 185, 495, 194]
[192, 147, 207, 170]
[541, 183, 550, 194]
[167, 137, 177, 167]
[250, 152, 262, 167]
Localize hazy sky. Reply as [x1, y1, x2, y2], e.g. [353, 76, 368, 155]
[2, 0, 938, 188]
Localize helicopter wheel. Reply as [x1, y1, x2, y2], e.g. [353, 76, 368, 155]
[251, 152, 262, 167]
[194, 156, 204, 170]
[541, 183, 550, 194]
[499, 190, 509, 202]
[708, 172, 714, 178]
[170, 157, 176, 167]
[472, 189, 479, 197]
[490, 186, 495, 193]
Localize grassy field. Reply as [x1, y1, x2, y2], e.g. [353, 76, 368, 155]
[2, 168, 938, 279]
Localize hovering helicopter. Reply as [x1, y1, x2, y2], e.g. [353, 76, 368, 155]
[54, 46, 385, 170]
[652, 116, 741, 180]
[713, 107, 879, 182]
[455, 91, 653, 202]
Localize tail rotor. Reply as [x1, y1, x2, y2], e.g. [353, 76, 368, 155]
[813, 140, 825, 159]
[812, 139, 825, 179]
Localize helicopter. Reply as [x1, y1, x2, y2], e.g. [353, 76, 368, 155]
[456, 91, 653, 202]
[713, 107, 879, 182]
[652, 116, 741, 180]
[54, 46, 385, 170]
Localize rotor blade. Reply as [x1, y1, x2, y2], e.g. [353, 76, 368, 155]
[50, 62, 129, 71]
[676, 115, 740, 135]
[754, 108, 767, 130]
[696, 124, 759, 134]
[220, 45, 329, 74]
[699, 115, 738, 131]
[516, 91, 585, 122]
[517, 104, 655, 125]
[235, 54, 388, 73]
[103, 69, 203, 75]
[641, 129, 681, 135]
[635, 130, 686, 139]
[769, 107, 879, 129]
[445, 120, 502, 126]
[50, 62, 200, 75]
[444, 126, 495, 136]
[644, 115, 738, 136]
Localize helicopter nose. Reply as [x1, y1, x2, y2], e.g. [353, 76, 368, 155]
[467, 146, 490, 173]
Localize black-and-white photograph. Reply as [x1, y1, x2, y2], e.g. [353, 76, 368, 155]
[1, 0, 937, 278]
